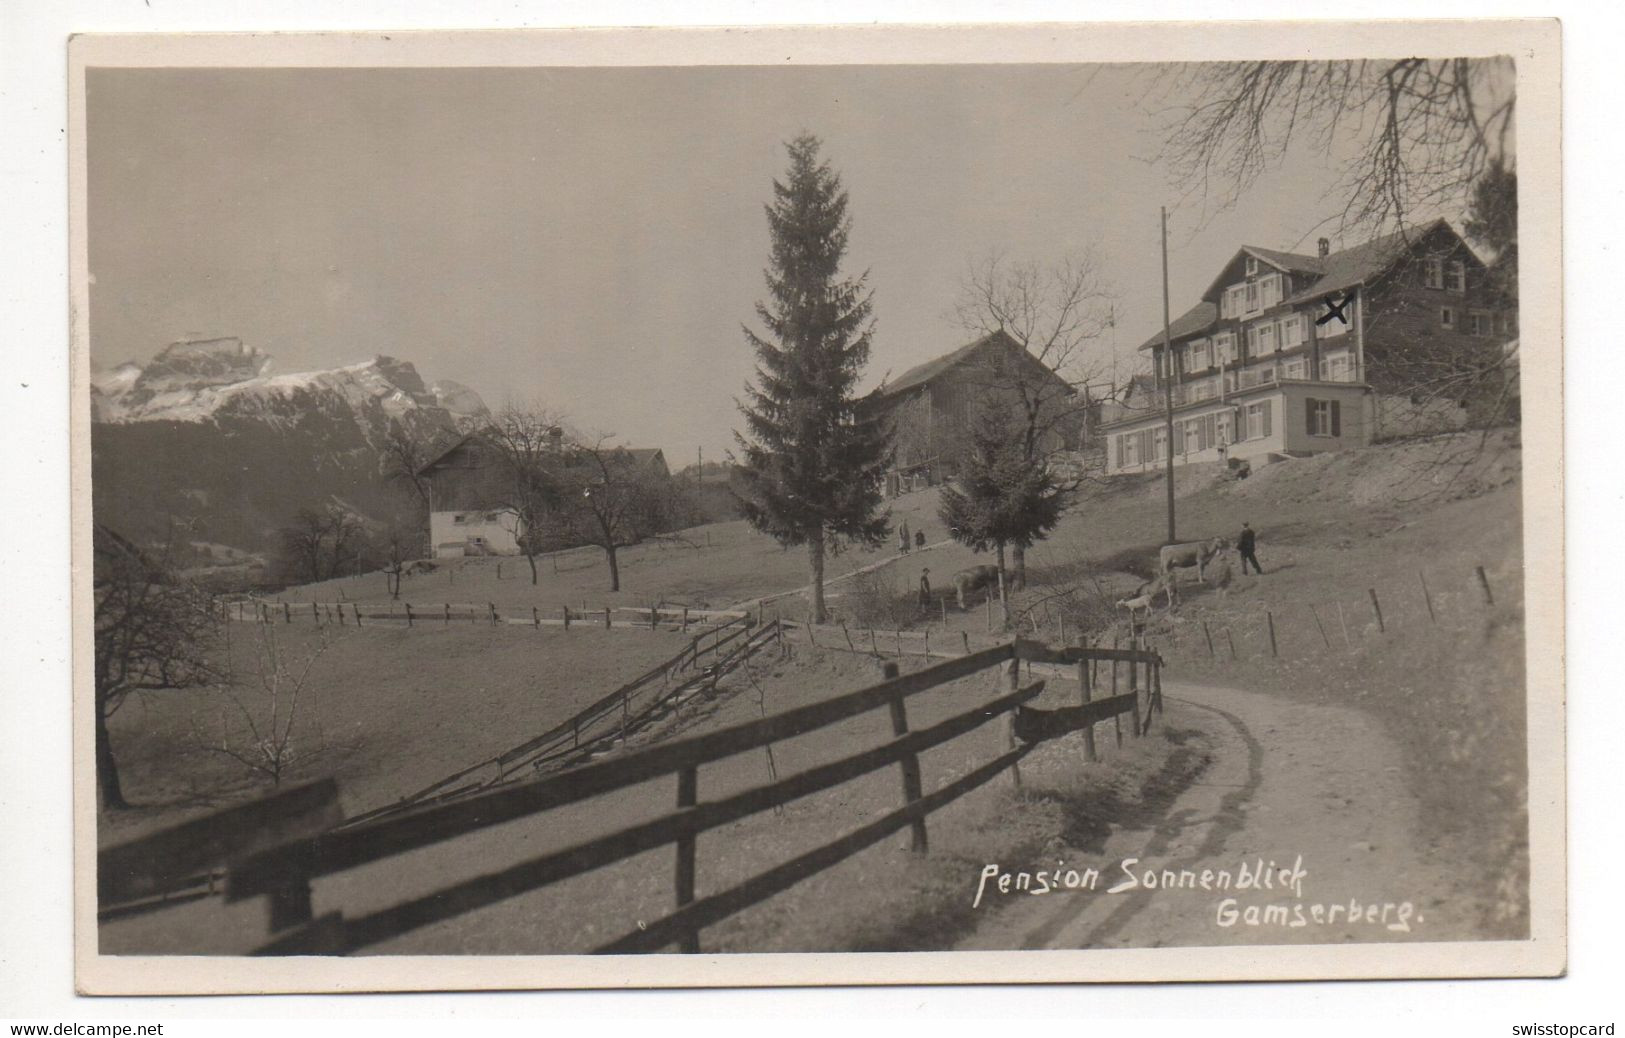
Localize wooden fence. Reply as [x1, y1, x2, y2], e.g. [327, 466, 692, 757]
[98, 637, 1164, 956]
[218, 598, 749, 632]
[341, 615, 777, 827]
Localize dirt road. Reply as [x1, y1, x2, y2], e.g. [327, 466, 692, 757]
[959, 680, 1472, 950]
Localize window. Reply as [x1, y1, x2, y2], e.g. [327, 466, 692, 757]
[1447, 259, 1467, 293]
[1307, 398, 1343, 438]
[1153, 427, 1167, 462]
[1280, 314, 1303, 347]
[1440, 307, 1455, 329]
[1260, 274, 1281, 309]
[1258, 322, 1277, 353]
[1425, 257, 1445, 289]
[1318, 351, 1352, 381]
[1215, 332, 1236, 365]
[1245, 400, 1273, 440]
[1283, 358, 1307, 380]
[1245, 256, 1259, 277]
[1469, 311, 1491, 336]
[1245, 282, 1260, 312]
[1189, 341, 1211, 370]
[1217, 411, 1233, 446]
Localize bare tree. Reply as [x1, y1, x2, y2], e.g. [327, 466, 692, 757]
[193, 625, 330, 788]
[481, 403, 568, 585]
[93, 524, 219, 809]
[554, 435, 672, 592]
[1149, 58, 1516, 239]
[951, 250, 1114, 585]
[277, 505, 367, 584]
[380, 419, 454, 514]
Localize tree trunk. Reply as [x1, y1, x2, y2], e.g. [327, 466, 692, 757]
[96, 703, 128, 810]
[527, 551, 539, 585]
[606, 544, 621, 592]
[1011, 544, 1027, 590]
[808, 529, 827, 623]
[996, 541, 1009, 625]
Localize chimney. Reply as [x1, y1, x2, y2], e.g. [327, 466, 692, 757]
[1317, 237, 1330, 258]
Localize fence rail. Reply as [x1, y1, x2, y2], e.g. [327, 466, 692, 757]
[217, 598, 749, 631]
[99, 637, 1164, 956]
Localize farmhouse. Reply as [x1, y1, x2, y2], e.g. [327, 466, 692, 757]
[417, 431, 670, 558]
[868, 329, 1085, 496]
[1099, 219, 1516, 475]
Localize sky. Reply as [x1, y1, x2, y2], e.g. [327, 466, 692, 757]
[88, 63, 1417, 463]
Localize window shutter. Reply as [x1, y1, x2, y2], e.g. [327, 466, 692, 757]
[1262, 401, 1273, 438]
[1114, 435, 1123, 468]
[1306, 398, 1316, 434]
[1331, 400, 1342, 437]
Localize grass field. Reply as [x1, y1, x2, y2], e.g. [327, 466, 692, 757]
[101, 428, 1530, 951]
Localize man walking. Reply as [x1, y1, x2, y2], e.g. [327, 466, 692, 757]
[1238, 522, 1264, 575]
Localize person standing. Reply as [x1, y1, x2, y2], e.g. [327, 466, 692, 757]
[914, 529, 926, 551]
[899, 519, 911, 554]
[1238, 522, 1264, 575]
[918, 568, 932, 610]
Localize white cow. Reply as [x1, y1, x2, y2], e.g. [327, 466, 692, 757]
[1159, 537, 1229, 583]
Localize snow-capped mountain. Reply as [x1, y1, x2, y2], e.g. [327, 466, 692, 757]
[91, 338, 490, 565]
[92, 338, 488, 428]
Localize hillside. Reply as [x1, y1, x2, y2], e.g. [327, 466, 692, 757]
[91, 339, 487, 559]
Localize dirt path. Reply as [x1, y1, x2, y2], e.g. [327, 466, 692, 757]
[959, 680, 1471, 950]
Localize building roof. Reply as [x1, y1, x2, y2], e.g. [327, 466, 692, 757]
[1134, 301, 1219, 352]
[1139, 219, 1457, 351]
[1279, 220, 1446, 305]
[878, 332, 1008, 398]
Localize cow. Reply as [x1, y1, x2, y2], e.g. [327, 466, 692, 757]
[1133, 570, 1180, 610]
[953, 564, 1002, 611]
[1158, 537, 1230, 583]
[1115, 592, 1155, 622]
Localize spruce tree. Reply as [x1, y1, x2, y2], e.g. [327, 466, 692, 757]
[938, 403, 1064, 600]
[733, 135, 891, 622]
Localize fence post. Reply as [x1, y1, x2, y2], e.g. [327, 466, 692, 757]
[986, 592, 993, 633]
[841, 622, 856, 653]
[404, 603, 413, 627]
[487, 602, 497, 625]
[1310, 603, 1332, 649]
[1002, 656, 1024, 791]
[881, 661, 929, 852]
[1077, 647, 1098, 764]
[1368, 588, 1386, 633]
[1419, 571, 1437, 624]
[353, 603, 362, 627]
[283, 601, 291, 624]
[1110, 634, 1119, 696]
[1476, 565, 1495, 605]
[923, 628, 931, 659]
[961, 631, 971, 655]
[605, 607, 612, 630]
[653, 603, 660, 629]
[1336, 600, 1352, 649]
[1202, 621, 1215, 658]
[533, 606, 541, 630]
[337, 603, 345, 626]
[869, 628, 879, 656]
[941, 598, 947, 627]
[1153, 651, 1165, 717]
[1266, 611, 1278, 657]
[563, 606, 571, 631]
[675, 766, 700, 954]
[682, 607, 690, 632]
[1225, 627, 1237, 660]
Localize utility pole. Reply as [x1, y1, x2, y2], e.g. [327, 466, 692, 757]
[1160, 206, 1177, 545]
